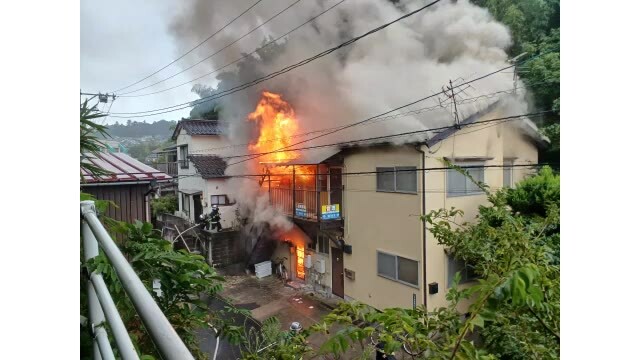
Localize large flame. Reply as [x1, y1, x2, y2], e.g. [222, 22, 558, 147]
[248, 91, 300, 163]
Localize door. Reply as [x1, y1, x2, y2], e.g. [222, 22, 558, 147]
[331, 247, 344, 298]
[193, 194, 203, 223]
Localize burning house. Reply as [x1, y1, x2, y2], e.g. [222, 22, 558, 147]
[167, 0, 550, 309]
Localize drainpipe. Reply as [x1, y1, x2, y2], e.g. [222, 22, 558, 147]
[416, 145, 427, 307]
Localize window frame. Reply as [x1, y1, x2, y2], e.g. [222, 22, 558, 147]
[376, 250, 420, 288]
[181, 193, 191, 217]
[446, 161, 485, 197]
[179, 145, 189, 169]
[375, 166, 418, 194]
[447, 255, 479, 288]
[503, 159, 514, 188]
[210, 194, 235, 206]
[318, 235, 330, 255]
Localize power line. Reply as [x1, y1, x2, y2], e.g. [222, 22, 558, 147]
[223, 59, 541, 168]
[111, 0, 264, 94]
[216, 111, 550, 160]
[187, 83, 538, 154]
[170, 163, 554, 181]
[106, 0, 443, 117]
[117, 0, 305, 96]
[117, 0, 348, 98]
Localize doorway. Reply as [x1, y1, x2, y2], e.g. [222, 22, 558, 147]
[331, 247, 344, 298]
[193, 194, 203, 223]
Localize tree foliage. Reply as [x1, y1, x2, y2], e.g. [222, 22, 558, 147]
[80, 100, 111, 180]
[150, 194, 178, 217]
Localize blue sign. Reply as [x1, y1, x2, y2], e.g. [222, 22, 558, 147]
[295, 203, 307, 217]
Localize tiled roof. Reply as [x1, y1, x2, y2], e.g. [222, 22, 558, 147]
[188, 155, 228, 178]
[171, 119, 224, 139]
[81, 152, 172, 184]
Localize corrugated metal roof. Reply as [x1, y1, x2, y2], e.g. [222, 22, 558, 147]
[81, 152, 172, 184]
[171, 119, 224, 139]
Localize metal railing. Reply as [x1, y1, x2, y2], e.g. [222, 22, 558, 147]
[81, 200, 195, 360]
[268, 187, 342, 221]
[155, 162, 178, 176]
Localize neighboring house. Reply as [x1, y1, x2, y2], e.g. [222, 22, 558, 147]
[80, 151, 171, 224]
[100, 139, 128, 154]
[172, 119, 237, 229]
[263, 102, 549, 311]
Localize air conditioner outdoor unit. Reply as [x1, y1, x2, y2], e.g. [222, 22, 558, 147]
[314, 259, 326, 274]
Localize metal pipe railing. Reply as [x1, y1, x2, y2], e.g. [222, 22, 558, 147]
[81, 201, 195, 360]
[82, 220, 118, 360]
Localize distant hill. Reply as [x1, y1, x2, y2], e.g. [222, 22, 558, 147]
[106, 120, 177, 139]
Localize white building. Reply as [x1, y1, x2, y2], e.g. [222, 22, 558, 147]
[172, 119, 238, 229]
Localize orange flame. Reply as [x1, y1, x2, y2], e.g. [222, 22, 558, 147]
[248, 91, 300, 163]
[248, 91, 316, 190]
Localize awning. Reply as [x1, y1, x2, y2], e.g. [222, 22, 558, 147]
[179, 189, 202, 195]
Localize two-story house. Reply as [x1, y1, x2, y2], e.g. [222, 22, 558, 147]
[172, 119, 238, 229]
[263, 102, 548, 310]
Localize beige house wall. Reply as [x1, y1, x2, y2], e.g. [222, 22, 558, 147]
[339, 112, 542, 311]
[342, 145, 423, 309]
[423, 114, 540, 310]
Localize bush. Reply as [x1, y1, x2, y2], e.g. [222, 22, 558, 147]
[150, 194, 178, 217]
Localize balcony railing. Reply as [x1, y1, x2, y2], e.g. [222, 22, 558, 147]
[269, 187, 342, 222]
[81, 201, 194, 360]
[155, 162, 178, 176]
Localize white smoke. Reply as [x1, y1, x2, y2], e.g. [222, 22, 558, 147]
[169, 0, 529, 231]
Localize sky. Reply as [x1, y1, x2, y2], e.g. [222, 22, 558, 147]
[81, 0, 208, 124]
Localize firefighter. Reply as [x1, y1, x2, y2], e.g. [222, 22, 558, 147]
[210, 205, 223, 232]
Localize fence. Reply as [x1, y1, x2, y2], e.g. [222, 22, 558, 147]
[81, 200, 194, 360]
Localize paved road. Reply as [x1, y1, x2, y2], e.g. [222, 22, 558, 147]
[195, 295, 261, 360]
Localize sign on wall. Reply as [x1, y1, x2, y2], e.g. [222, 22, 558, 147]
[295, 203, 307, 217]
[321, 204, 340, 220]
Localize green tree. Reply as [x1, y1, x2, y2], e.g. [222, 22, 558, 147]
[80, 100, 111, 180]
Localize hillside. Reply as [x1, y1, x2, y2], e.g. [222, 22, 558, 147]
[106, 119, 177, 138]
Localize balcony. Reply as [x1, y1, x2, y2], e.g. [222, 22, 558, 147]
[155, 162, 178, 176]
[264, 163, 343, 223]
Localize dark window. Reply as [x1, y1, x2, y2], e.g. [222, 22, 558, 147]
[377, 251, 419, 287]
[179, 145, 189, 169]
[446, 162, 484, 197]
[447, 255, 479, 287]
[318, 235, 330, 254]
[376, 166, 417, 193]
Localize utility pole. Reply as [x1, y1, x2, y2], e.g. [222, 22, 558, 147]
[508, 52, 528, 94]
[448, 79, 460, 129]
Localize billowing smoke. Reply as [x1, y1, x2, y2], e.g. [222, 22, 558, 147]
[169, 0, 528, 231]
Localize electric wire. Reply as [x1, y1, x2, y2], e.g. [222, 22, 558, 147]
[117, 0, 347, 98]
[111, 0, 264, 93]
[105, 0, 443, 117]
[117, 0, 305, 96]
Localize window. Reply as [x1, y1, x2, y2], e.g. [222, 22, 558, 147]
[318, 234, 330, 254]
[447, 255, 479, 287]
[211, 194, 234, 206]
[181, 193, 190, 217]
[377, 251, 419, 287]
[446, 162, 484, 197]
[376, 166, 417, 193]
[179, 145, 189, 169]
[503, 160, 514, 188]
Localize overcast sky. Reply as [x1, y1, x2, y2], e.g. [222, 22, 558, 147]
[81, 0, 203, 124]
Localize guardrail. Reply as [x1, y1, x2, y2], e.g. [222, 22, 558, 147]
[81, 200, 195, 360]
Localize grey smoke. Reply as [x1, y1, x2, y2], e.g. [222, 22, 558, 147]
[169, 0, 529, 231]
